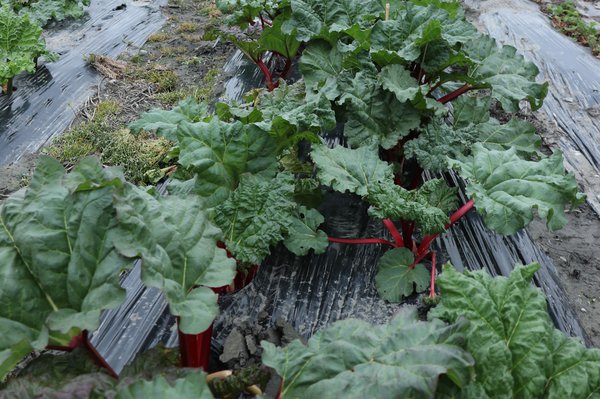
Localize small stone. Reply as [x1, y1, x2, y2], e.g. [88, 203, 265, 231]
[560, 256, 568, 263]
[581, 308, 587, 313]
[245, 335, 258, 355]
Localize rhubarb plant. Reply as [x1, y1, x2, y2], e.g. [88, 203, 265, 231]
[0, 157, 132, 380]
[0, 4, 53, 95]
[9, 0, 91, 26]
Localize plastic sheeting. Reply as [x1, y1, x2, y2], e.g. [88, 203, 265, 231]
[0, 0, 167, 166]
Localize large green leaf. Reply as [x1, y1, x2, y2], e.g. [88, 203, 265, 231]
[450, 144, 585, 235]
[0, 5, 49, 84]
[129, 98, 209, 141]
[114, 185, 236, 334]
[375, 247, 430, 302]
[175, 118, 279, 206]
[370, 4, 476, 65]
[281, 0, 383, 43]
[311, 143, 393, 196]
[431, 264, 600, 399]
[116, 371, 214, 399]
[299, 41, 345, 100]
[262, 307, 474, 399]
[214, 173, 327, 265]
[463, 35, 548, 112]
[259, 12, 300, 59]
[0, 156, 131, 380]
[337, 69, 422, 149]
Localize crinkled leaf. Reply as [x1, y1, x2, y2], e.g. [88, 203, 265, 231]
[431, 264, 600, 399]
[262, 307, 474, 399]
[129, 98, 209, 141]
[0, 5, 49, 84]
[0, 157, 130, 379]
[464, 35, 548, 112]
[176, 118, 279, 206]
[214, 173, 323, 265]
[114, 185, 236, 334]
[450, 145, 585, 234]
[477, 118, 541, 154]
[367, 181, 451, 233]
[116, 371, 214, 399]
[336, 68, 422, 149]
[375, 248, 429, 302]
[281, 0, 383, 43]
[283, 206, 328, 256]
[252, 80, 336, 144]
[311, 143, 393, 196]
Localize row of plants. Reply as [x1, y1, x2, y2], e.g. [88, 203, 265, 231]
[543, 0, 600, 57]
[0, 0, 90, 95]
[1, 0, 598, 396]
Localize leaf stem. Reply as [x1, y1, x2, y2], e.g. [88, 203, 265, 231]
[383, 219, 404, 247]
[429, 251, 437, 298]
[417, 198, 475, 255]
[436, 84, 473, 104]
[256, 57, 275, 91]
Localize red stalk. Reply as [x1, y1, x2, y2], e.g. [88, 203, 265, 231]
[46, 331, 118, 378]
[400, 221, 415, 251]
[383, 219, 404, 247]
[178, 320, 213, 370]
[436, 84, 473, 104]
[417, 198, 475, 255]
[429, 251, 437, 298]
[256, 58, 275, 91]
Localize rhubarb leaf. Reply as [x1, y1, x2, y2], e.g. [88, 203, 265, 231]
[129, 98, 209, 141]
[16, 0, 90, 26]
[259, 12, 300, 60]
[464, 35, 548, 112]
[281, 0, 383, 43]
[300, 41, 345, 100]
[0, 157, 130, 380]
[114, 185, 236, 334]
[431, 264, 600, 399]
[175, 118, 279, 206]
[116, 371, 214, 399]
[214, 173, 325, 264]
[283, 206, 328, 256]
[367, 181, 451, 234]
[451, 95, 491, 128]
[311, 143, 393, 196]
[262, 307, 474, 399]
[450, 145, 585, 234]
[477, 118, 541, 155]
[375, 248, 430, 302]
[337, 69, 422, 149]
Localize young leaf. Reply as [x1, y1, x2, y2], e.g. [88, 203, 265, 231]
[262, 307, 474, 399]
[114, 185, 236, 334]
[311, 143, 394, 196]
[431, 264, 600, 398]
[258, 12, 300, 60]
[450, 145, 585, 235]
[375, 248, 430, 302]
[300, 41, 345, 100]
[283, 206, 329, 256]
[367, 181, 451, 234]
[0, 157, 130, 380]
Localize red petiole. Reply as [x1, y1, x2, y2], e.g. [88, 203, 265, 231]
[437, 84, 474, 104]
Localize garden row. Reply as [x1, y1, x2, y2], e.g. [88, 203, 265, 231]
[1, 0, 600, 397]
[0, 0, 90, 94]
